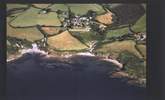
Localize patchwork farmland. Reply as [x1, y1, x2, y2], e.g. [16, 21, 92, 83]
[7, 4, 146, 90]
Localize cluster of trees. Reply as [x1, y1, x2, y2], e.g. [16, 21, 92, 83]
[118, 51, 146, 79]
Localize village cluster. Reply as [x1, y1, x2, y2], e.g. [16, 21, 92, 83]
[63, 15, 92, 29]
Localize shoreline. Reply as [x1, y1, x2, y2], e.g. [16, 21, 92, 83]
[7, 48, 123, 69]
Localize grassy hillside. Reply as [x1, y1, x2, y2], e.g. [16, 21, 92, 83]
[118, 51, 146, 79]
[95, 40, 142, 58]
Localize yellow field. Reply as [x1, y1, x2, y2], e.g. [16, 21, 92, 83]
[41, 27, 61, 35]
[95, 12, 113, 25]
[47, 31, 88, 50]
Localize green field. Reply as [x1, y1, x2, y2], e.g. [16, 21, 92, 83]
[67, 4, 106, 16]
[105, 27, 129, 39]
[132, 14, 146, 32]
[7, 4, 29, 11]
[71, 31, 104, 46]
[105, 14, 146, 39]
[9, 7, 61, 27]
[7, 20, 44, 42]
[94, 40, 142, 58]
[49, 4, 69, 12]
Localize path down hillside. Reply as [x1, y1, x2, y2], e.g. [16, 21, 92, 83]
[7, 53, 146, 100]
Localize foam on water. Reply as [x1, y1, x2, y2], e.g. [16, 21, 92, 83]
[21, 43, 48, 55]
[19, 43, 123, 69]
[76, 52, 95, 56]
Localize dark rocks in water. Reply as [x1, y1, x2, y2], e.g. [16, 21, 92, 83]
[7, 53, 146, 100]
